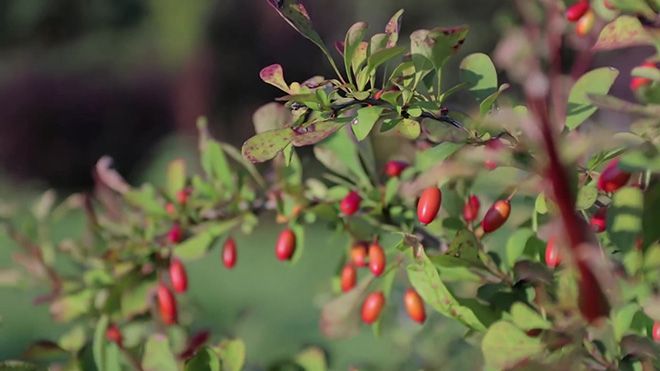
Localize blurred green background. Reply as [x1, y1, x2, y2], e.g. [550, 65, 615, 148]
[2, 0, 640, 369]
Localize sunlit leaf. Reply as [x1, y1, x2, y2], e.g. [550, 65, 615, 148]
[295, 347, 327, 371]
[481, 321, 544, 369]
[142, 335, 178, 371]
[594, 15, 652, 50]
[410, 26, 469, 71]
[607, 186, 643, 252]
[566, 67, 619, 130]
[352, 106, 384, 141]
[166, 159, 186, 199]
[510, 302, 550, 330]
[241, 128, 293, 163]
[460, 53, 497, 103]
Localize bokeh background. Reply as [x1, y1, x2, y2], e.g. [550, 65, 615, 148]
[0, 0, 654, 369]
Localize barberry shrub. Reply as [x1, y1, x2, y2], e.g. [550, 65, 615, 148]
[1, 0, 659, 369]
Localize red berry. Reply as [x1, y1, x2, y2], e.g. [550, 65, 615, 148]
[590, 206, 607, 233]
[222, 238, 237, 269]
[374, 89, 385, 100]
[484, 159, 498, 170]
[275, 228, 296, 261]
[385, 160, 408, 177]
[105, 323, 123, 347]
[157, 284, 177, 325]
[630, 62, 656, 91]
[463, 195, 481, 222]
[340, 191, 362, 216]
[165, 202, 176, 215]
[340, 264, 357, 292]
[368, 242, 386, 277]
[350, 242, 368, 267]
[566, 0, 589, 22]
[482, 200, 511, 233]
[169, 258, 188, 293]
[597, 159, 631, 193]
[361, 291, 385, 324]
[545, 237, 561, 268]
[653, 322, 660, 342]
[403, 288, 426, 324]
[176, 189, 190, 205]
[417, 187, 442, 225]
[167, 224, 183, 244]
[575, 10, 595, 37]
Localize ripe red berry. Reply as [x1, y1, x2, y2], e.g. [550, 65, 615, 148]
[566, 0, 589, 22]
[340, 191, 362, 216]
[385, 160, 408, 177]
[417, 187, 442, 225]
[340, 264, 357, 292]
[361, 291, 385, 324]
[368, 242, 386, 277]
[169, 258, 188, 293]
[222, 238, 237, 269]
[630, 62, 656, 91]
[653, 321, 660, 342]
[545, 237, 561, 268]
[590, 206, 607, 233]
[105, 323, 123, 347]
[176, 188, 190, 205]
[275, 228, 296, 261]
[157, 284, 177, 325]
[167, 224, 183, 244]
[165, 202, 176, 215]
[403, 288, 426, 324]
[482, 200, 511, 233]
[598, 159, 631, 193]
[575, 10, 595, 37]
[350, 242, 368, 267]
[484, 159, 498, 170]
[373, 89, 385, 100]
[463, 195, 481, 222]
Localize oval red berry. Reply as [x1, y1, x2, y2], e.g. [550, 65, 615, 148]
[463, 195, 480, 222]
[566, 0, 589, 22]
[340, 264, 357, 292]
[350, 242, 368, 267]
[368, 242, 386, 277]
[545, 237, 561, 268]
[597, 159, 631, 193]
[404, 288, 426, 324]
[157, 284, 177, 325]
[590, 207, 607, 233]
[275, 228, 296, 261]
[653, 321, 660, 342]
[169, 258, 188, 293]
[482, 200, 511, 233]
[361, 291, 385, 324]
[340, 191, 361, 216]
[385, 160, 408, 178]
[106, 323, 123, 347]
[222, 238, 237, 269]
[417, 187, 442, 225]
[167, 224, 183, 244]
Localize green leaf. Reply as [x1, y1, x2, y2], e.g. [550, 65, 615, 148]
[566, 67, 619, 130]
[594, 15, 652, 51]
[406, 247, 487, 331]
[290, 223, 305, 264]
[384, 177, 399, 206]
[510, 302, 550, 330]
[344, 22, 368, 84]
[609, 0, 656, 20]
[175, 219, 241, 260]
[430, 255, 482, 282]
[505, 229, 536, 268]
[613, 302, 641, 342]
[482, 321, 544, 369]
[51, 290, 94, 322]
[252, 103, 291, 133]
[241, 128, 293, 163]
[607, 186, 644, 252]
[166, 159, 186, 199]
[124, 184, 167, 217]
[643, 185, 660, 247]
[198, 128, 234, 193]
[576, 184, 599, 210]
[121, 279, 156, 318]
[365, 46, 406, 76]
[392, 118, 421, 140]
[58, 325, 86, 352]
[631, 66, 660, 81]
[142, 335, 178, 371]
[410, 26, 469, 71]
[259, 64, 290, 93]
[92, 315, 121, 371]
[315, 127, 371, 187]
[384, 9, 404, 48]
[185, 347, 220, 371]
[291, 121, 344, 147]
[479, 83, 509, 116]
[215, 339, 246, 371]
[295, 347, 327, 371]
[352, 106, 384, 141]
[415, 142, 462, 172]
[459, 53, 497, 103]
